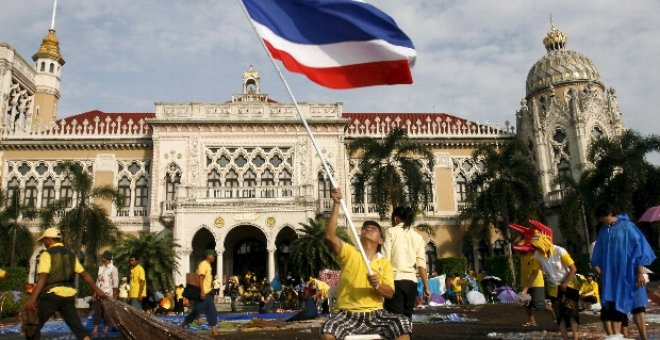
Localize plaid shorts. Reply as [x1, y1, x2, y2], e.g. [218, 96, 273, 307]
[320, 309, 412, 340]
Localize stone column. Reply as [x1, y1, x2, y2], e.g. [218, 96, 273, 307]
[267, 246, 276, 282]
[175, 247, 192, 286]
[216, 246, 225, 297]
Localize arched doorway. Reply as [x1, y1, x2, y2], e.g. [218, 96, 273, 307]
[275, 226, 298, 279]
[224, 225, 268, 282]
[191, 228, 216, 276]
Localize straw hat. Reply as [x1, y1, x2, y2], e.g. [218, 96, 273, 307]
[37, 227, 62, 241]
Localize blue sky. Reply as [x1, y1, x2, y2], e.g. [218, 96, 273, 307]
[1, 0, 658, 161]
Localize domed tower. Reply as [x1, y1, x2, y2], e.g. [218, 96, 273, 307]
[243, 65, 260, 95]
[516, 24, 625, 202]
[31, 28, 64, 130]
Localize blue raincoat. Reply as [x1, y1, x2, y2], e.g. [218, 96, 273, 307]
[591, 214, 656, 314]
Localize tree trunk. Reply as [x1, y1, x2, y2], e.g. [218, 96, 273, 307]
[580, 201, 592, 256]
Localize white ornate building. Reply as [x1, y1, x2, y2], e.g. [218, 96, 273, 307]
[1, 23, 627, 284]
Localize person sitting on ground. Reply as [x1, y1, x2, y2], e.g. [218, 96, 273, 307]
[320, 189, 411, 340]
[578, 273, 599, 310]
[259, 288, 276, 314]
[451, 273, 466, 305]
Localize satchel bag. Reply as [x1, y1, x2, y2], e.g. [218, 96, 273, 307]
[183, 273, 201, 301]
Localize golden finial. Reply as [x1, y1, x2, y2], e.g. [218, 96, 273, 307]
[32, 29, 65, 65]
[543, 17, 567, 52]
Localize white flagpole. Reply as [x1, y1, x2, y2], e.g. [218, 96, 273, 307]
[237, 0, 374, 275]
[50, 0, 58, 30]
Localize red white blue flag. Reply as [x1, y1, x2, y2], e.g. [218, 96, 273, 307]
[242, 0, 416, 89]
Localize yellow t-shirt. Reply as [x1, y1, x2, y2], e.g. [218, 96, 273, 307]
[579, 280, 600, 303]
[519, 253, 544, 289]
[336, 242, 394, 312]
[197, 260, 213, 295]
[451, 277, 463, 293]
[315, 279, 330, 300]
[37, 243, 85, 297]
[0, 268, 6, 278]
[129, 264, 146, 298]
[175, 286, 184, 300]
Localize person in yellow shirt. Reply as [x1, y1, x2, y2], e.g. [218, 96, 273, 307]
[320, 189, 411, 340]
[0, 267, 7, 280]
[312, 278, 330, 314]
[174, 284, 184, 315]
[579, 273, 599, 308]
[25, 227, 107, 340]
[181, 249, 219, 336]
[518, 242, 546, 327]
[451, 274, 466, 305]
[531, 232, 579, 340]
[128, 255, 146, 309]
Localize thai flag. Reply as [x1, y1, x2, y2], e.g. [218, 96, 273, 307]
[242, 0, 416, 89]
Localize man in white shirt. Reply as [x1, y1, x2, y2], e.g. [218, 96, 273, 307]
[91, 251, 119, 337]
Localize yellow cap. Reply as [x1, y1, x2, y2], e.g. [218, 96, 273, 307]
[37, 227, 62, 241]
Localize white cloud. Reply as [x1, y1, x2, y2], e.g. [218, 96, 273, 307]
[0, 0, 658, 150]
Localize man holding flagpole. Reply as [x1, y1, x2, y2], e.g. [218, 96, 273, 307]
[321, 188, 411, 340]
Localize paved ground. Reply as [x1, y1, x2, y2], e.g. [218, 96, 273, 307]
[1, 301, 658, 339]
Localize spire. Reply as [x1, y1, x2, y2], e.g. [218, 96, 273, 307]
[542, 17, 567, 52]
[32, 29, 65, 65]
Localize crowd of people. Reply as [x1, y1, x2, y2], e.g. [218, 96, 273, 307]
[0, 195, 657, 340]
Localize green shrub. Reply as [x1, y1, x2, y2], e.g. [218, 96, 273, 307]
[0, 267, 28, 292]
[0, 290, 28, 318]
[435, 257, 468, 276]
[484, 255, 519, 287]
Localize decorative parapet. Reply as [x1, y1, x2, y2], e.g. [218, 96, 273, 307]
[0, 112, 153, 139]
[154, 101, 344, 122]
[343, 113, 515, 139]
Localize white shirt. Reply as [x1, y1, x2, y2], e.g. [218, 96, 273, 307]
[96, 262, 119, 295]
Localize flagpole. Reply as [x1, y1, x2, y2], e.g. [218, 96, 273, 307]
[237, 0, 374, 275]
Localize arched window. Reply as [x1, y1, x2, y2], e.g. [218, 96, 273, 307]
[557, 158, 571, 190]
[279, 169, 292, 186]
[455, 174, 467, 202]
[134, 176, 149, 208]
[60, 177, 73, 208]
[261, 169, 274, 186]
[6, 177, 20, 207]
[207, 169, 221, 187]
[426, 242, 437, 275]
[49, 63, 54, 73]
[41, 177, 56, 207]
[40, 62, 45, 72]
[165, 166, 181, 202]
[24, 177, 38, 208]
[117, 176, 131, 209]
[244, 169, 257, 187]
[225, 169, 239, 187]
[318, 171, 331, 199]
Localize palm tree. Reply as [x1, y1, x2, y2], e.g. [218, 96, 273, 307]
[47, 161, 122, 264]
[0, 191, 37, 267]
[459, 139, 544, 283]
[288, 216, 351, 279]
[112, 231, 180, 292]
[588, 130, 660, 217]
[552, 170, 598, 253]
[348, 127, 435, 221]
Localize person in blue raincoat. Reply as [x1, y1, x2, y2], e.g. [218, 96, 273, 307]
[591, 202, 656, 340]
